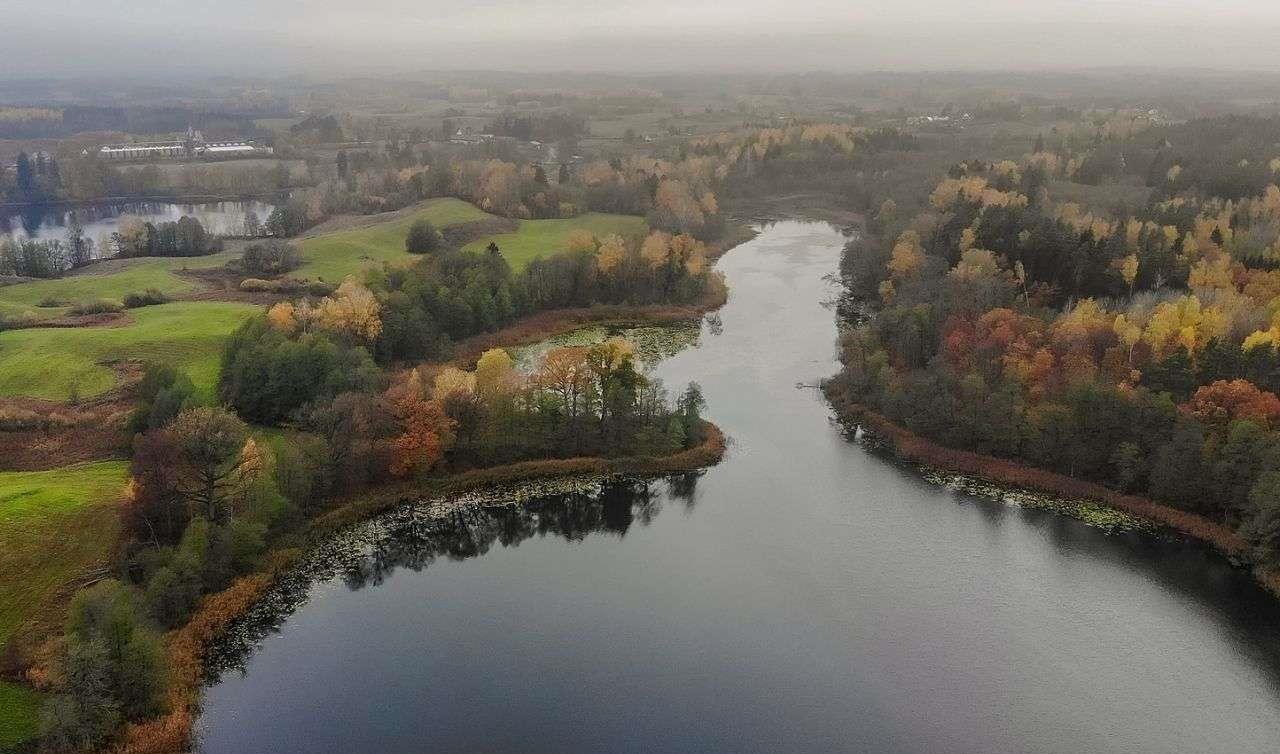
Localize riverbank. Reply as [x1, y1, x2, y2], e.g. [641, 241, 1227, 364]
[823, 390, 1280, 595]
[98, 422, 725, 754]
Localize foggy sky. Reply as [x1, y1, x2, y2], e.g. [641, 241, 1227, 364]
[5, 0, 1280, 77]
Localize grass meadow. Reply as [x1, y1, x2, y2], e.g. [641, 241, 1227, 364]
[0, 461, 130, 748]
[0, 301, 258, 401]
[461, 213, 646, 270]
[295, 198, 494, 281]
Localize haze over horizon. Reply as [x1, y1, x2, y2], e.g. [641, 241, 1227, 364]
[7, 0, 1280, 78]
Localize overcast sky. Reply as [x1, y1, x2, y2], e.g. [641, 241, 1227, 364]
[5, 0, 1280, 77]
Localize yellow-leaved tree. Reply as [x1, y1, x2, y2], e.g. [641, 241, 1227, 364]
[317, 278, 382, 343]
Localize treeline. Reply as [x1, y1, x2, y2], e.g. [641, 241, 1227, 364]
[0, 214, 218, 287]
[0, 214, 96, 279]
[484, 111, 588, 142]
[1011, 114, 1280, 201]
[219, 229, 714, 422]
[267, 149, 729, 241]
[0, 104, 270, 139]
[113, 215, 222, 258]
[831, 145, 1280, 572]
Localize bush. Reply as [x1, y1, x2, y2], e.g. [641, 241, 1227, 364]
[37, 296, 64, 307]
[68, 299, 123, 316]
[237, 239, 301, 276]
[0, 312, 37, 331]
[405, 219, 443, 254]
[239, 277, 302, 293]
[122, 288, 170, 308]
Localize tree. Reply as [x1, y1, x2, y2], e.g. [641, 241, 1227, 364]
[475, 348, 518, 407]
[65, 213, 93, 268]
[238, 239, 300, 276]
[887, 230, 925, 280]
[677, 382, 707, 445]
[1121, 254, 1139, 296]
[405, 219, 443, 254]
[15, 152, 33, 194]
[316, 279, 383, 343]
[566, 229, 598, 254]
[389, 393, 455, 477]
[1183, 379, 1280, 429]
[243, 210, 261, 238]
[558, 163, 571, 184]
[1242, 471, 1280, 564]
[595, 234, 629, 275]
[1110, 441, 1143, 491]
[42, 581, 165, 750]
[535, 347, 591, 427]
[168, 407, 253, 523]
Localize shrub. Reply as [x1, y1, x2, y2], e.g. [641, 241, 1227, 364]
[238, 278, 302, 293]
[405, 219, 443, 254]
[237, 239, 301, 276]
[238, 278, 274, 292]
[37, 296, 64, 307]
[0, 312, 38, 331]
[122, 289, 170, 308]
[68, 299, 123, 316]
[0, 406, 75, 431]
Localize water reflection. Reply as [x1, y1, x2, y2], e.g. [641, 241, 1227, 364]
[0, 200, 277, 242]
[206, 473, 703, 682]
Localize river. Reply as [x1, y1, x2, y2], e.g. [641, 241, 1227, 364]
[196, 221, 1280, 754]
[0, 200, 276, 243]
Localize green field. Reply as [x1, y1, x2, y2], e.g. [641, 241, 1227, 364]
[296, 198, 494, 281]
[0, 301, 258, 401]
[461, 213, 648, 270]
[0, 460, 129, 750]
[0, 681, 42, 751]
[0, 251, 236, 320]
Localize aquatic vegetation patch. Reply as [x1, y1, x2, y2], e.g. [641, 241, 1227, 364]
[510, 321, 702, 373]
[921, 470, 1155, 534]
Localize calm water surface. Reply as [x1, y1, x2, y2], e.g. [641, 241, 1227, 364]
[0, 200, 276, 242]
[197, 221, 1280, 754]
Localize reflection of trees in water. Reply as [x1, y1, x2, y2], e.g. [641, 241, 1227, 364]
[205, 472, 703, 682]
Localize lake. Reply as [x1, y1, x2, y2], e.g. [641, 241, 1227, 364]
[0, 200, 276, 244]
[196, 221, 1280, 754]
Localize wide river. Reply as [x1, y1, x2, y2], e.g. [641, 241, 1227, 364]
[197, 221, 1280, 753]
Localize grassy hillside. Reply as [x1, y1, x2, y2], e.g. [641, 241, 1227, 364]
[296, 198, 494, 281]
[0, 251, 236, 320]
[462, 213, 647, 270]
[0, 301, 258, 401]
[299, 200, 647, 279]
[0, 461, 130, 751]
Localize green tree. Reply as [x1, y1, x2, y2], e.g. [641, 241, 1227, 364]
[405, 219, 443, 254]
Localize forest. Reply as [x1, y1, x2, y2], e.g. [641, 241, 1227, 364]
[828, 115, 1280, 568]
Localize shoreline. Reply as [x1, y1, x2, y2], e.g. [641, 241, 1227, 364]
[823, 390, 1280, 597]
[0, 193, 289, 212]
[101, 423, 726, 754]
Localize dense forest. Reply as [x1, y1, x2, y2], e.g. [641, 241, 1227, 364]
[829, 115, 1280, 568]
